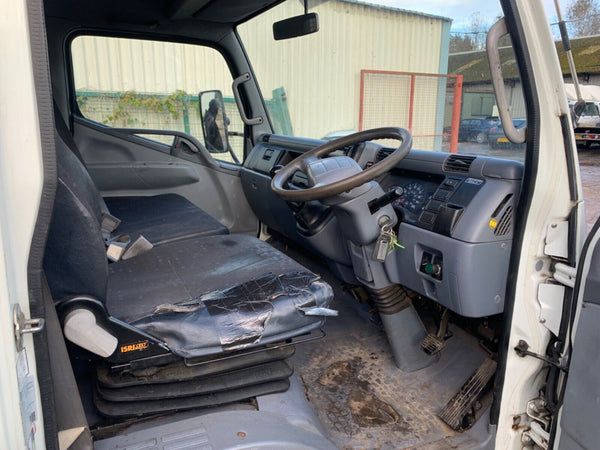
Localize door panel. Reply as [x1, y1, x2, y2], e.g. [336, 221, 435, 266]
[68, 34, 257, 234]
[558, 305, 600, 449]
[73, 118, 258, 234]
[558, 222, 600, 449]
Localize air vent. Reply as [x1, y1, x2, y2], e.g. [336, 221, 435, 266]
[494, 205, 513, 237]
[443, 155, 476, 173]
[376, 147, 394, 161]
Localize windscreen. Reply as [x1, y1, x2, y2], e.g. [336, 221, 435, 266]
[237, 0, 581, 161]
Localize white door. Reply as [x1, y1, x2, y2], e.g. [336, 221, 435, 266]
[0, 0, 49, 448]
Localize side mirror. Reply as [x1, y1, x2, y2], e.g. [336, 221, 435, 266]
[273, 12, 319, 40]
[199, 90, 230, 153]
[573, 100, 586, 117]
[570, 100, 586, 127]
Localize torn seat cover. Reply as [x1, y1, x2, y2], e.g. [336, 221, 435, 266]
[106, 234, 333, 358]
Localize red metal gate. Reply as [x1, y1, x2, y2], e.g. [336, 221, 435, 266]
[359, 70, 463, 153]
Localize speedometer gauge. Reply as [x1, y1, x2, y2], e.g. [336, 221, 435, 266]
[393, 181, 427, 214]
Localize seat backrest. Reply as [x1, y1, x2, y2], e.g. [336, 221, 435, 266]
[44, 132, 109, 302]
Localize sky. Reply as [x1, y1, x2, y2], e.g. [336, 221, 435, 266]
[369, 0, 571, 33]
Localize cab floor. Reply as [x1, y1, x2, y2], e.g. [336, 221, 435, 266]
[273, 240, 490, 449]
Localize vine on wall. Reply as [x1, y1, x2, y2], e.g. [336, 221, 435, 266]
[78, 90, 191, 127]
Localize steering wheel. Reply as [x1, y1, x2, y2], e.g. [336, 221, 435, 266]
[271, 127, 412, 202]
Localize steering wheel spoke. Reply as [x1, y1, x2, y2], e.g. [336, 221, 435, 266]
[299, 155, 319, 173]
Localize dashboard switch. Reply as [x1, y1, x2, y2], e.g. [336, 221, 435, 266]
[442, 177, 461, 189]
[425, 200, 443, 213]
[420, 252, 443, 280]
[433, 189, 452, 202]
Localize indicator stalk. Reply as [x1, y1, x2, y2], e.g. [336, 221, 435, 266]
[369, 186, 404, 214]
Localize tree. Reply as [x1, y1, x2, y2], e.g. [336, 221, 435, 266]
[566, 0, 600, 37]
[449, 13, 493, 54]
[449, 34, 476, 53]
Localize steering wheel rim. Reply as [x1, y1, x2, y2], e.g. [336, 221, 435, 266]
[271, 127, 412, 202]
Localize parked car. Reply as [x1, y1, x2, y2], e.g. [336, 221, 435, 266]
[458, 117, 500, 143]
[577, 101, 600, 127]
[321, 129, 355, 141]
[488, 118, 527, 149]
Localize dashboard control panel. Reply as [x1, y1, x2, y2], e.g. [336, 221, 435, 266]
[243, 135, 524, 318]
[381, 170, 484, 236]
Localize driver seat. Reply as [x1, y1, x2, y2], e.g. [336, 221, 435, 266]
[44, 132, 333, 415]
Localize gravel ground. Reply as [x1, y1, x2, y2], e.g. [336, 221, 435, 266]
[451, 142, 600, 231]
[577, 148, 600, 231]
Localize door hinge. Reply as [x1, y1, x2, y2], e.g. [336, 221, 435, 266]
[553, 262, 576, 288]
[13, 304, 45, 351]
[520, 396, 552, 449]
[522, 420, 550, 449]
[544, 220, 569, 260]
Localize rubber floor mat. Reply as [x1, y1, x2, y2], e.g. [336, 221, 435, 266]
[269, 239, 491, 448]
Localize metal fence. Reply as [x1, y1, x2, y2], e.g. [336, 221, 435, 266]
[359, 70, 463, 153]
[76, 87, 293, 162]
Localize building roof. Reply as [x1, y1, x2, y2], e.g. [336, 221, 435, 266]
[338, 0, 451, 22]
[449, 34, 600, 84]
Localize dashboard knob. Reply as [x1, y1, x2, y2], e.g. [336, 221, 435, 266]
[424, 263, 442, 277]
[392, 186, 404, 197]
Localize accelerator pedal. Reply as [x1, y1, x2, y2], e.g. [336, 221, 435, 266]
[421, 308, 450, 355]
[439, 357, 497, 431]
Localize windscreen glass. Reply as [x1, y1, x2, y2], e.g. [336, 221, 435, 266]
[238, 1, 577, 161]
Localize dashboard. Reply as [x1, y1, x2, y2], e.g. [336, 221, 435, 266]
[241, 134, 524, 318]
[381, 170, 444, 223]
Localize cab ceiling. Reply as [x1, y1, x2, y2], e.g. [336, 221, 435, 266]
[44, 0, 284, 36]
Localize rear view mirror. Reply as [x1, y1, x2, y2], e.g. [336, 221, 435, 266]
[199, 90, 230, 154]
[273, 12, 319, 40]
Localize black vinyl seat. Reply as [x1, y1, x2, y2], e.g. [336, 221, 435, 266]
[104, 194, 227, 245]
[108, 234, 331, 358]
[44, 132, 333, 363]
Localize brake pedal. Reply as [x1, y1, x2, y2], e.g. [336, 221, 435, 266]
[421, 333, 447, 355]
[421, 308, 450, 355]
[439, 357, 497, 431]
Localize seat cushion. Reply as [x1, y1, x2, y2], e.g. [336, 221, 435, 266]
[106, 234, 333, 358]
[104, 194, 228, 245]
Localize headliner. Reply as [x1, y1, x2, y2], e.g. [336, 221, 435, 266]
[44, 0, 286, 33]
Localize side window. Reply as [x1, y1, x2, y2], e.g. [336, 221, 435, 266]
[583, 102, 599, 116]
[71, 36, 244, 164]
